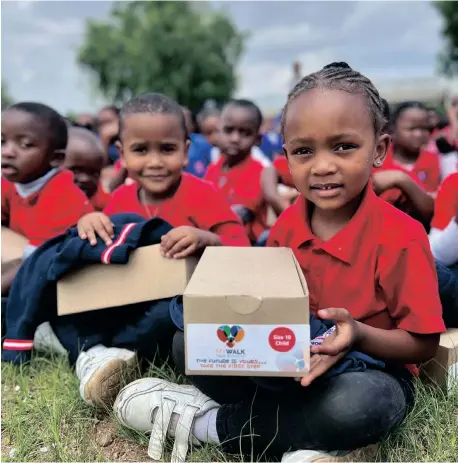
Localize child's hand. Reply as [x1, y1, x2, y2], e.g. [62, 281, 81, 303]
[299, 308, 360, 387]
[77, 212, 114, 246]
[372, 170, 406, 195]
[160, 226, 221, 259]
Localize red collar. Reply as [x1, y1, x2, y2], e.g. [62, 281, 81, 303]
[289, 182, 377, 265]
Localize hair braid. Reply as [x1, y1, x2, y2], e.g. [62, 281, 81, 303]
[281, 62, 387, 138]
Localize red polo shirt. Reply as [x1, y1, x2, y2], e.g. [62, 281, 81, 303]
[104, 172, 249, 247]
[90, 184, 111, 211]
[267, 184, 445, 375]
[2, 170, 93, 247]
[431, 172, 458, 230]
[272, 156, 294, 188]
[380, 144, 440, 193]
[205, 155, 268, 241]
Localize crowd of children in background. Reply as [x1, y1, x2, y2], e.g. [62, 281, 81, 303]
[1, 61, 458, 463]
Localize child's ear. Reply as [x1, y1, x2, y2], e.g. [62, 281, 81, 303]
[50, 149, 66, 168]
[183, 139, 190, 168]
[115, 140, 126, 167]
[373, 134, 391, 168]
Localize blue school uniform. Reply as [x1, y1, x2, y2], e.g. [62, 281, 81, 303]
[184, 134, 212, 178]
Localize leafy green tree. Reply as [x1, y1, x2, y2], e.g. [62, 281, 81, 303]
[435, 1, 458, 75]
[1, 81, 13, 109]
[78, 1, 245, 111]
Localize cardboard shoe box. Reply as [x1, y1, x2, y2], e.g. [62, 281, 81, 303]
[184, 247, 310, 377]
[57, 244, 198, 315]
[421, 328, 458, 391]
[1, 226, 28, 269]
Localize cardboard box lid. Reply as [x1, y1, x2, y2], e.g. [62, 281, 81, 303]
[1, 226, 28, 263]
[185, 247, 308, 317]
[57, 244, 198, 315]
[185, 247, 308, 299]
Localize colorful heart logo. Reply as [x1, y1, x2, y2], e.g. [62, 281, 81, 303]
[217, 325, 245, 347]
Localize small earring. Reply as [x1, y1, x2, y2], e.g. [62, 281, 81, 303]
[375, 160, 382, 166]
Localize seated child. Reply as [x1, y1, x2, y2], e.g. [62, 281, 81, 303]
[1, 102, 93, 293]
[372, 102, 438, 224]
[97, 104, 120, 163]
[75, 93, 249, 406]
[112, 63, 445, 462]
[197, 107, 220, 147]
[429, 172, 458, 326]
[204, 99, 269, 243]
[181, 107, 213, 179]
[430, 172, 458, 267]
[425, 97, 458, 180]
[65, 127, 111, 211]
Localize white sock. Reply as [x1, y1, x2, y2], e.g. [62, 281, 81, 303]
[192, 408, 220, 444]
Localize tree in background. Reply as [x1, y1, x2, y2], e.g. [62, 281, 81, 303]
[435, 1, 458, 75]
[1, 81, 13, 109]
[78, 1, 245, 112]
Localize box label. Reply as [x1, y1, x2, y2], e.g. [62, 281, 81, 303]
[186, 323, 310, 373]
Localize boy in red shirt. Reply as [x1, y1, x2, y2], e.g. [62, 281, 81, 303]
[74, 93, 249, 407]
[204, 99, 268, 243]
[372, 102, 438, 224]
[113, 64, 446, 463]
[65, 127, 111, 211]
[1, 102, 93, 293]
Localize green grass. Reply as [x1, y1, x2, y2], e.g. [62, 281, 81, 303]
[2, 353, 457, 462]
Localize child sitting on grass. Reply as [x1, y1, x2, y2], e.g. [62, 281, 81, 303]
[372, 102, 438, 225]
[74, 93, 249, 407]
[205, 99, 269, 244]
[1, 102, 93, 294]
[78, 93, 249, 256]
[112, 63, 445, 463]
[65, 127, 111, 211]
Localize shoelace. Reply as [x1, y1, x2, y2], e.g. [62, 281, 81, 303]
[148, 396, 200, 463]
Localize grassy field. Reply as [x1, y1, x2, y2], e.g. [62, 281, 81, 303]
[1, 353, 457, 462]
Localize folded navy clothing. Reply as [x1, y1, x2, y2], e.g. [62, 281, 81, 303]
[2, 213, 173, 364]
[170, 297, 385, 378]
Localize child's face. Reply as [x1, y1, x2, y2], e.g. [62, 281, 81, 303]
[119, 113, 189, 198]
[393, 108, 429, 154]
[1, 109, 60, 183]
[219, 106, 260, 160]
[97, 109, 118, 128]
[283, 88, 388, 213]
[65, 137, 105, 198]
[427, 109, 440, 131]
[201, 116, 220, 147]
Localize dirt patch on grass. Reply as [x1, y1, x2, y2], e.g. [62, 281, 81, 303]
[95, 420, 149, 462]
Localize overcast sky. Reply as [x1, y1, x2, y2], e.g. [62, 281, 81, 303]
[1, 0, 445, 115]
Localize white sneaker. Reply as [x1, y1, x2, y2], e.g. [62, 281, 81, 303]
[282, 450, 345, 462]
[33, 322, 67, 356]
[114, 378, 220, 463]
[76, 345, 138, 408]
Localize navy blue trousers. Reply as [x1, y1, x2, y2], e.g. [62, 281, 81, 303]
[51, 298, 176, 364]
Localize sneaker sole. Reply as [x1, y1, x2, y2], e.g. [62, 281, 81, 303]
[84, 357, 138, 408]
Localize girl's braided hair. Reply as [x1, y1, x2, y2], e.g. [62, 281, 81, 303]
[281, 62, 387, 138]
